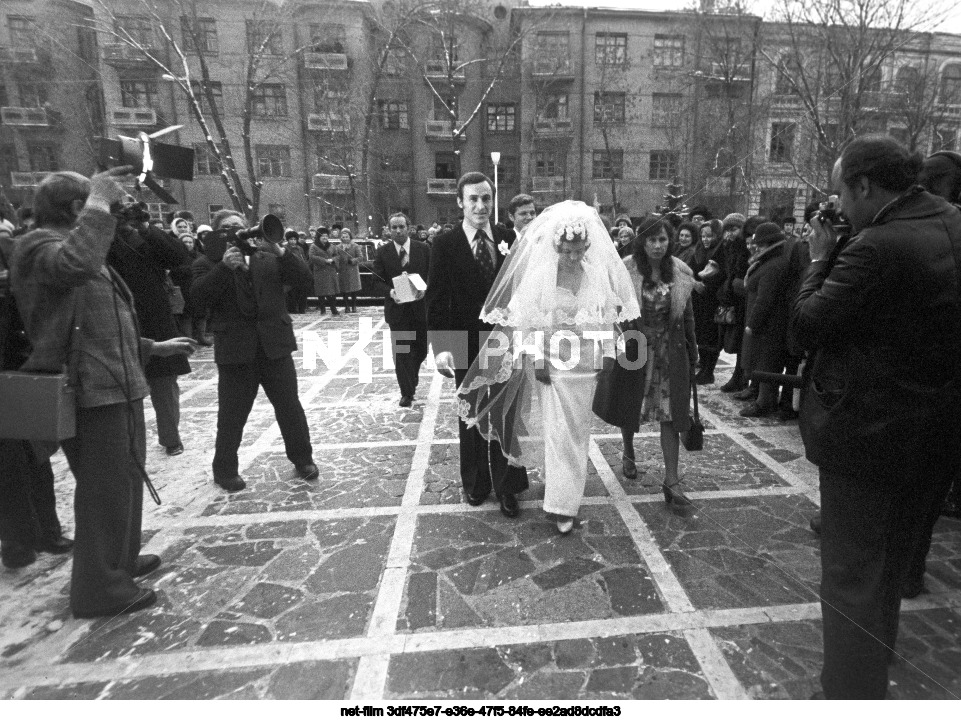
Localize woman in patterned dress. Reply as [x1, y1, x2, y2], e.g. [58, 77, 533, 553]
[336, 228, 364, 313]
[621, 219, 698, 513]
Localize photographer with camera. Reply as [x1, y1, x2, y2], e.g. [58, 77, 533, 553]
[10, 168, 195, 618]
[190, 209, 317, 493]
[108, 200, 194, 457]
[792, 136, 961, 698]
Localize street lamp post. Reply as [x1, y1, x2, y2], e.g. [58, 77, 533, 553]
[490, 151, 501, 225]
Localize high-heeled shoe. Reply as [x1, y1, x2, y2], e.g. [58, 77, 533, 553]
[622, 454, 637, 479]
[662, 482, 693, 513]
[556, 516, 575, 535]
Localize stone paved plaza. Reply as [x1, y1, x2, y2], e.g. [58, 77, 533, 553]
[1, 309, 959, 700]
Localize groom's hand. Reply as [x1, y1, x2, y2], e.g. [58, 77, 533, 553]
[435, 351, 455, 378]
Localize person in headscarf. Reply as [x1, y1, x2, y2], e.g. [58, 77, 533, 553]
[308, 226, 340, 315]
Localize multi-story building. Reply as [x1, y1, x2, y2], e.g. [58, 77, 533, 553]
[4, 0, 961, 231]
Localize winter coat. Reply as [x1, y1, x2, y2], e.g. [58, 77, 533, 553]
[689, 240, 726, 349]
[309, 241, 340, 296]
[743, 241, 789, 374]
[623, 256, 698, 434]
[337, 241, 364, 293]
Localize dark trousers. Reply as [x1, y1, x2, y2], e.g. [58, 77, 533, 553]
[318, 295, 339, 314]
[389, 315, 428, 399]
[213, 348, 313, 478]
[0, 439, 61, 548]
[61, 401, 145, 616]
[148, 375, 181, 447]
[819, 453, 954, 698]
[454, 367, 529, 500]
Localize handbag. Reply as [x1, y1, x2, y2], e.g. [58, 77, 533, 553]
[682, 379, 704, 451]
[592, 323, 647, 432]
[0, 289, 81, 443]
[164, 272, 185, 315]
[713, 304, 737, 325]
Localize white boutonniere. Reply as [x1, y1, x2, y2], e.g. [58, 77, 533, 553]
[497, 240, 510, 256]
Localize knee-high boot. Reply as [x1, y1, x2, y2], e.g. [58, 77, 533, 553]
[720, 357, 746, 392]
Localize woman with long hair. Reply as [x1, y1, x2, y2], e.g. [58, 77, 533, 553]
[689, 218, 726, 384]
[308, 226, 340, 315]
[457, 201, 640, 534]
[337, 227, 363, 313]
[621, 219, 698, 513]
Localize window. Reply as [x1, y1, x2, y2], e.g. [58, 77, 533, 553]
[78, 26, 98, 63]
[384, 48, 406, 76]
[115, 16, 153, 47]
[758, 189, 796, 223]
[27, 143, 59, 172]
[653, 35, 684, 67]
[595, 33, 627, 66]
[434, 151, 459, 180]
[0, 84, 7, 107]
[649, 150, 677, 180]
[427, 34, 459, 74]
[310, 23, 346, 53]
[538, 93, 568, 120]
[145, 203, 171, 223]
[181, 16, 218, 54]
[256, 145, 291, 177]
[268, 203, 286, 223]
[194, 143, 221, 175]
[489, 155, 518, 186]
[119, 79, 157, 108]
[775, 55, 801, 95]
[652, 93, 681, 126]
[18, 81, 48, 108]
[534, 32, 571, 73]
[487, 103, 515, 132]
[313, 83, 347, 114]
[941, 64, 961, 104]
[190, 80, 223, 114]
[594, 92, 625, 123]
[592, 150, 623, 179]
[8, 16, 36, 47]
[894, 66, 919, 95]
[769, 122, 795, 163]
[534, 150, 563, 177]
[246, 20, 283, 55]
[252, 84, 288, 117]
[378, 100, 409, 130]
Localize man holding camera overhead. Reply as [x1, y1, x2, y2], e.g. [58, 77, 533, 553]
[191, 210, 317, 493]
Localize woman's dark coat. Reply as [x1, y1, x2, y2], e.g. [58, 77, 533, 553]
[743, 241, 790, 373]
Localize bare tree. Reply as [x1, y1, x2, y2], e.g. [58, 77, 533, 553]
[91, 0, 303, 220]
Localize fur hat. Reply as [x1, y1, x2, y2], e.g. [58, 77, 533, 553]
[722, 213, 746, 231]
[752, 222, 785, 247]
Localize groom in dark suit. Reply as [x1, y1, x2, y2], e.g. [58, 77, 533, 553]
[372, 212, 431, 407]
[426, 172, 529, 518]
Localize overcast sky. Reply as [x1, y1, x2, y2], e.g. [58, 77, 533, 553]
[527, 0, 961, 36]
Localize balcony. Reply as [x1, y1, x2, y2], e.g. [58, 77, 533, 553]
[0, 106, 50, 127]
[303, 52, 349, 72]
[313, 174, 351, 193]
[427, 178, 458, 195]
[425, 61, 465, 83]
[532, 56, 574, 81]
[102, 43, 156, 67]
[425, 119, 466, 141]
[707, 62, 751, 82]
[307, 113, 348, 132]
[109, 108, 158, 127]
[772, 93, 802, 108]
[10, 171, 50, 187]
[533, 117, 573, 136]
[531, 176, 565, 193]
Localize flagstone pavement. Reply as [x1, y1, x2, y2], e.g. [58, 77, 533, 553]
[1, 309, 959, 700]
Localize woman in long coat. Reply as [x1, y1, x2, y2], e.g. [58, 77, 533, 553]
[336, 228, 364, 313]
[621, 219, 698, 514]
[689, 218, 726, 385]
[308, 226, 340, 315]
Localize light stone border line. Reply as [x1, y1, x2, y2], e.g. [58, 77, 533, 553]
[696, 405, 819, 504]
[7, 594, 961, 695]
[349, 371, 446, 700]
[588, 439, 747, 700]
[145, 485, 810, 532]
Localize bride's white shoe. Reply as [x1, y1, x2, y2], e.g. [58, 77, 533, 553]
[556, 517, 575, 535]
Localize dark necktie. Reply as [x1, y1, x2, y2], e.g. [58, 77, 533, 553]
[474, 230, 495, 284]
[398, 246, 408, 268]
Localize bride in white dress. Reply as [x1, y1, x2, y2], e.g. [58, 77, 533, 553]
[457, 201, 640, 534]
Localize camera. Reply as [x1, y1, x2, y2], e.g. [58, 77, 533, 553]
[204, 214, 284, 263]
[815, 195, 852, 235]
[112, 200, 152, 226]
